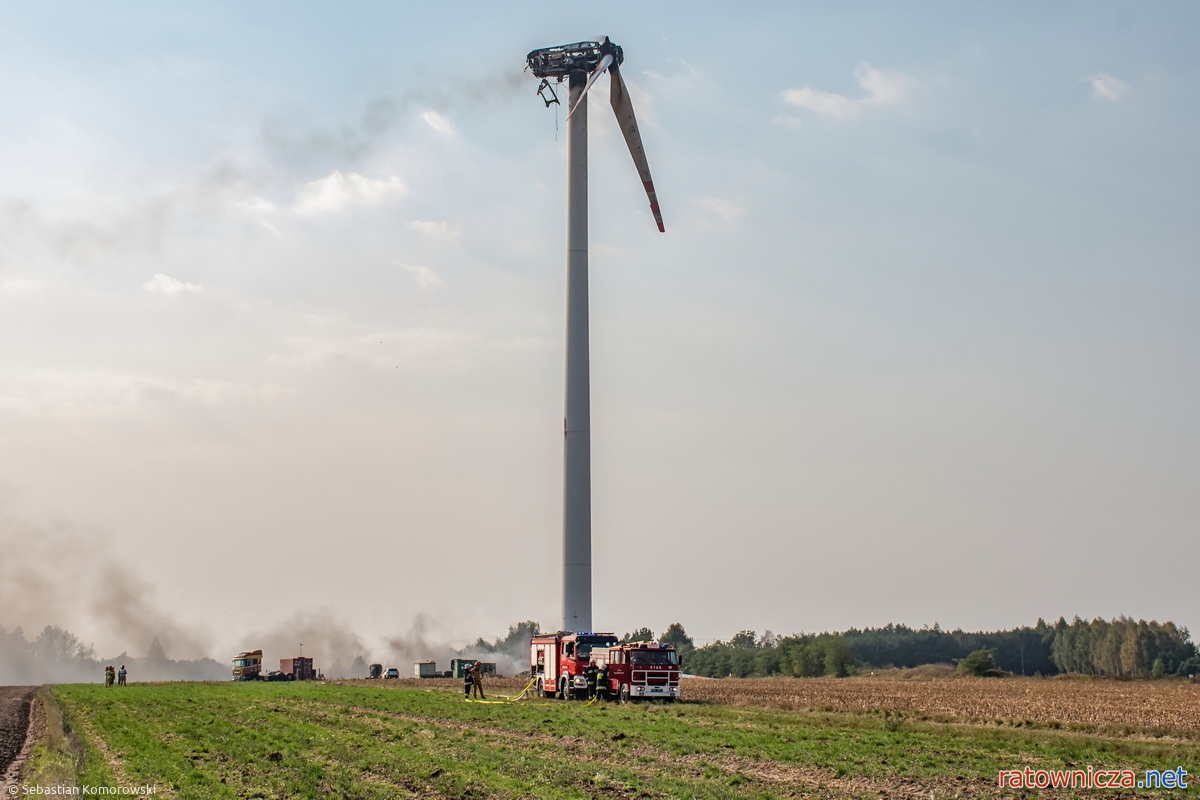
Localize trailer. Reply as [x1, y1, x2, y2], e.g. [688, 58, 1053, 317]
[414, 661, 444, 678]
[280, 656, 316, 681]
[450, 659, 497, 679]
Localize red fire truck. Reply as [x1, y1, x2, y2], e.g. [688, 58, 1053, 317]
[530, 631, 619, 699]
[531, 633, 682, 702]
[594, 642, 682, 703]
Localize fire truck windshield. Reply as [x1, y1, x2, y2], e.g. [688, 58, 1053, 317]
[629, 649, 678, 666]
[576, 636, 619, 659]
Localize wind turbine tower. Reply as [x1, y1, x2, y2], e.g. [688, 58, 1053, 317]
[526, 38, 665, 633]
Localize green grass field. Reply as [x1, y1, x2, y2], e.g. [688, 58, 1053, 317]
[36, 680, 1200, 799]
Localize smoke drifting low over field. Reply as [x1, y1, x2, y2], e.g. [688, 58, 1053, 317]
[0, 506, 215, 678]
[238, 613, 532, 679]
[0, 506, 536, 684]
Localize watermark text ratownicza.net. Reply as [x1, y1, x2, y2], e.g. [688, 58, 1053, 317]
[998, 767, 1188, 790]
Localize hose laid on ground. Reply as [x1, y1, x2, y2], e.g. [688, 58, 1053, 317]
[463, 676, 538, 704]
[463, 677, 609, 705]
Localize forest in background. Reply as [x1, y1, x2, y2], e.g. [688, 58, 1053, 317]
[617, 617, 1200, 679]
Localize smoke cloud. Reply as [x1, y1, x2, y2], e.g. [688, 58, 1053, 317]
[0, 503, 538, 684]
[258, 66, 525, 172]
[0, 504, 214, 667]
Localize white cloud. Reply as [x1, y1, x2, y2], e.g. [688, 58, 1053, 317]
[408, 220, 460, 239]
[591, 242, 627, 260]
[489, 337, 556, 353]
[420, 110, 455, 138]
[143, 274, 202, 297]
[0, 278, 45, 296]
[282, 328, 473, 370]
[1086, 73, 1130, 102]
[181, 379, 284, 406]
[782, 63, 916, 120]
[235, 196, 278, 214]
[0, 370, 171, 420]
[695, 196, 744, 225]
[401, 263, 443, 290]
[294, 171, 407, 214]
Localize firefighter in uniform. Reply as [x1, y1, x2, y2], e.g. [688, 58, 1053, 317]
[462, 664, 473, 698]
[595, 661, 609, 701]
[584, 661, 599, 699]
[469, 661, 485, 699]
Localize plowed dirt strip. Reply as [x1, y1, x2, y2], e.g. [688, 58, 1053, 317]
[0, 687, 36, 791]
[289, 696, 974, 799]
[684, 678, 1200, 733]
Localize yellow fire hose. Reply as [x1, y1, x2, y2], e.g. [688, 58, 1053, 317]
[464, 676, 537, 704]
[464, 677, 605, 705]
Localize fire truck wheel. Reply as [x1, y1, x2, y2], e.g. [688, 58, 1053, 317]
[537, 680, 546, 698]
[618, 684, 631, 704]
[559, 677, 570, 700]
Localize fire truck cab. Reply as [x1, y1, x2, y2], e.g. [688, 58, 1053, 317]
[530, 631, 619, 699]
[594, 642, 682, 702]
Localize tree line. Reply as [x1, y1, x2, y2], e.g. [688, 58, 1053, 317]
[620, 617, 1200, 679]
[0, 624, 227, 684]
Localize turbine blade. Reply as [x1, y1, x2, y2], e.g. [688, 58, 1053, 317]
[565, 53, 614, 120]
[609, 65, 664, 232]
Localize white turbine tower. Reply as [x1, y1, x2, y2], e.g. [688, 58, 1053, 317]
[526, 38, 665, 633]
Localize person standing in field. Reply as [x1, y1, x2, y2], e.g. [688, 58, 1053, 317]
[469, 661, 485, 699]
[462, 665, 473, 699]
[118, 665, 127, 686]
[595, 661, 609, 701]
[104, 665, 114, 687]
[584, 661, 599, 699]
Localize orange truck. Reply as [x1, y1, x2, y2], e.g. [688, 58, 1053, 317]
[232, 649, 264, 680]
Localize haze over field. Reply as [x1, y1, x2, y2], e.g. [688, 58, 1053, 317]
[1, 2, 1197, 667]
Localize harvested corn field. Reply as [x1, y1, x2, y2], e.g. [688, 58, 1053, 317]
[683, 675, 1200, 735]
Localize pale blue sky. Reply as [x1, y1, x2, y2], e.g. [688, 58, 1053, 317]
[1, 2, 1196, 664]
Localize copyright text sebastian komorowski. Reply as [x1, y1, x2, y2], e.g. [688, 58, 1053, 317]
[10, 787, 158, 796]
